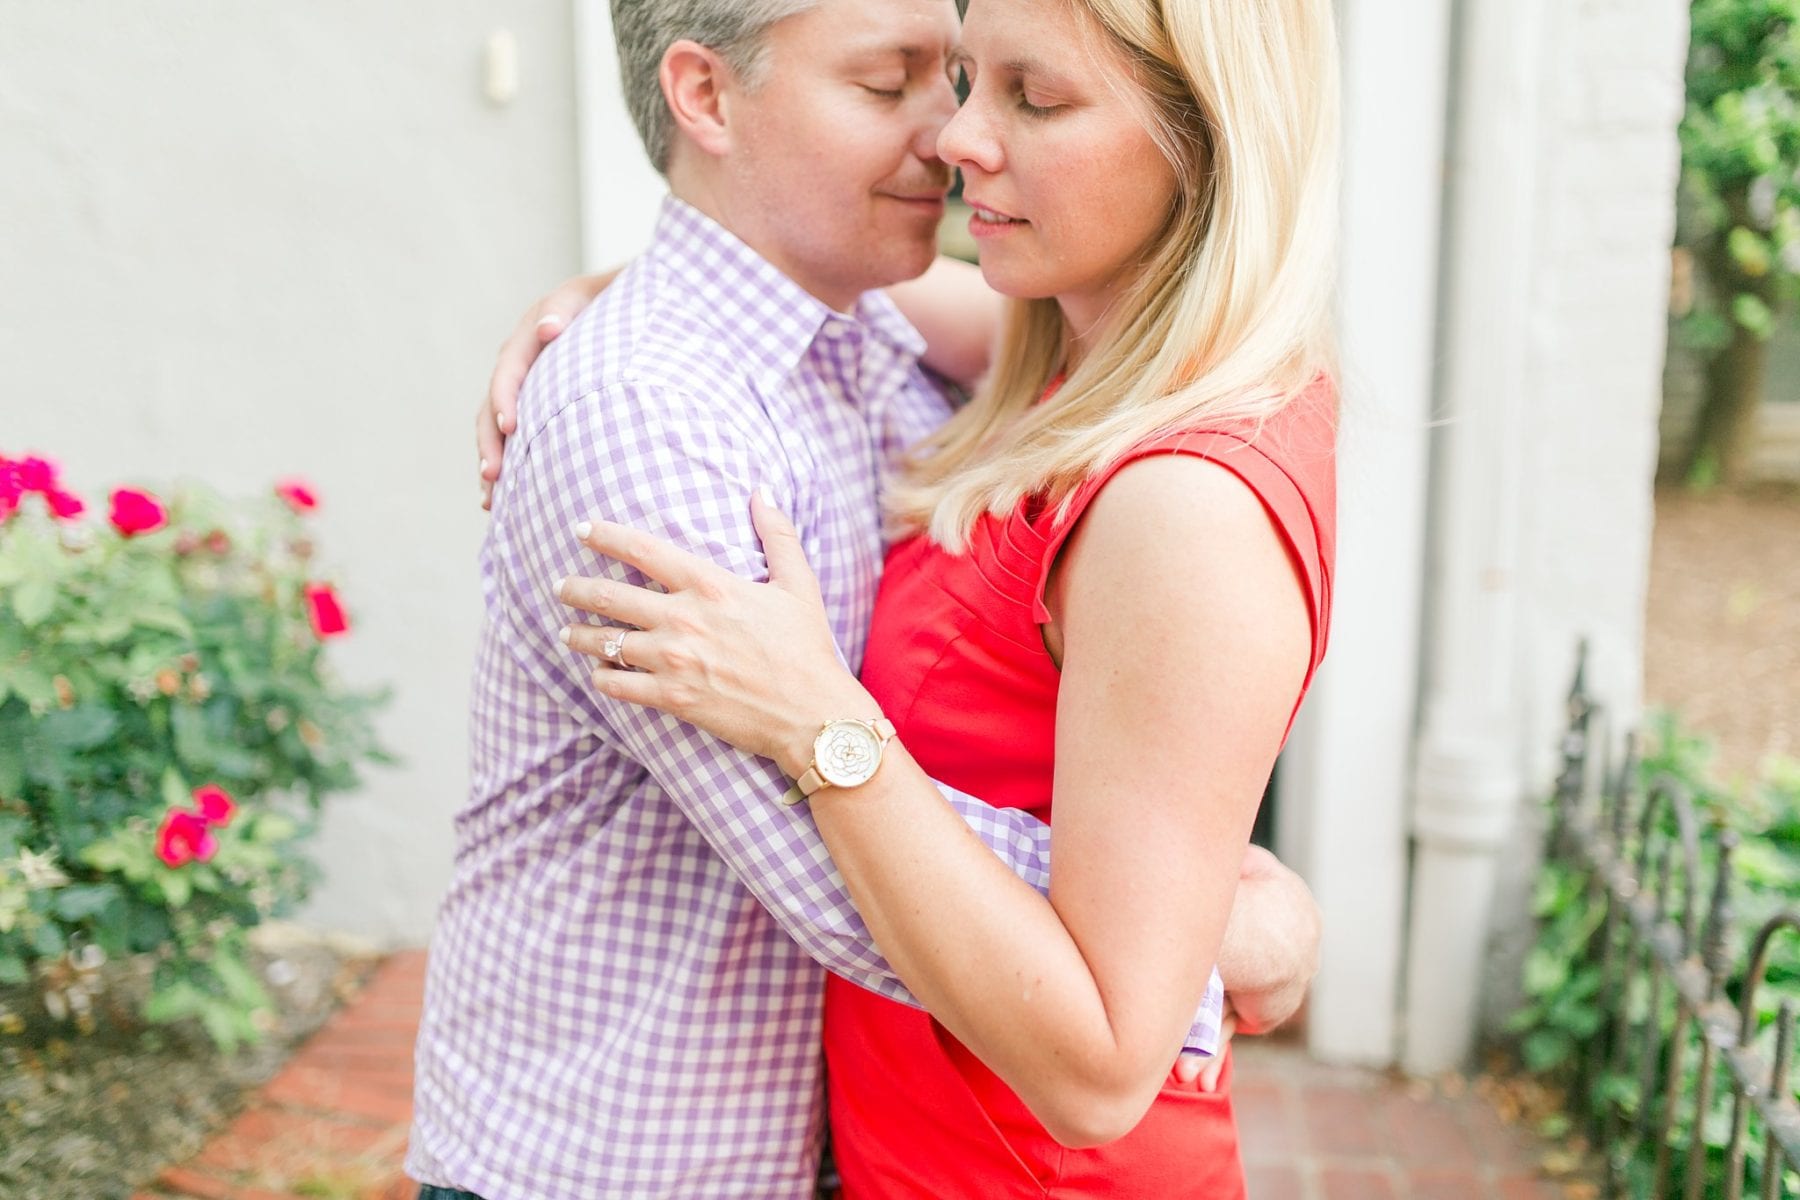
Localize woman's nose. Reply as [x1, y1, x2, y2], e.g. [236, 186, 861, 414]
[938, 96, 1001, 177]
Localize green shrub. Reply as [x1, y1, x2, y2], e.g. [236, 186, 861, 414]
[0, 455, 390, 1050]
[1510, 712, 1800, 1195]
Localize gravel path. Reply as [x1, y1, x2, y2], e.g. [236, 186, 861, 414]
[1644, 486, 1800, 779]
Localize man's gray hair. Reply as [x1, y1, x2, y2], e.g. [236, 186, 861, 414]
[613, 0, 822, 174]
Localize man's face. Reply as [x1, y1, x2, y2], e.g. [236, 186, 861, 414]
[721, 0, 962, 309]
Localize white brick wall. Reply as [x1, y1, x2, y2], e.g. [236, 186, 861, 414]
[1477, 0, 1689, 1033]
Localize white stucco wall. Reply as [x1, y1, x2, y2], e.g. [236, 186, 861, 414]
[1, 4, 583, 945]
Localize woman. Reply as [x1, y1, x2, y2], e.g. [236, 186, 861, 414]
[484, 0, 1337, 1192]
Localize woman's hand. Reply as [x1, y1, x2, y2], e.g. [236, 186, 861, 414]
[557, 491, 873, 776]
[478, 272, 613, 510]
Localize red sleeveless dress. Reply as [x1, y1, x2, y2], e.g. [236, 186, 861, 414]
[825, 378, 1338, 1198]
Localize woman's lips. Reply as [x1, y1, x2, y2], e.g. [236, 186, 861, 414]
[967, 200, 1027, 239]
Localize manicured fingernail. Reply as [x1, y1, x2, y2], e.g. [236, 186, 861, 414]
[480, 458, 490, 474]
[559, 626, 572, 645]
[555, 577, 569, 600]
[536, 314, 564, 329]
[754, 486, 774, 506]
[575, 520, 592, 541]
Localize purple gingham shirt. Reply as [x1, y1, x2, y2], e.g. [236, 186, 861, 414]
[408, 198, 1221, 1200]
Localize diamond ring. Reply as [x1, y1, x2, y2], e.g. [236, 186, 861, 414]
[602, 630, 631, 668]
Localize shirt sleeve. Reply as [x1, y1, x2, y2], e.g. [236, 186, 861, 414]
[494, 381, 1221, 1051]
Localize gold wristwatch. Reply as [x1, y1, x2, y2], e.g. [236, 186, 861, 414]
[779, 717, 898, 806]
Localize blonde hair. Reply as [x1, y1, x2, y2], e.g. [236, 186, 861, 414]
[887, 0, 1342, 550]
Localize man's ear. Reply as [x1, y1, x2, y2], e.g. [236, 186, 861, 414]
[661, 39, 737, 160]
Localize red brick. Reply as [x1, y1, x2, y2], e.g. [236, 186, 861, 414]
[1237, 1085, 1303, 1165]
[290, 1035, 416, 1067]
[197, 1111, 398, 1175]
[1382, 1095, 1479, 1166]
[1244, 1163, 1308, 1199]
[324, 1011, 425, 1037]
[1319, 1167, 1399, 1200]
[287, 1045, 416, 1086]
[1464, 1106, 1550, 1171]
[1407, 1169, 1492, 1200]
[263, 1065, 415, 1127]
[1304, 1087, 1389, 1158]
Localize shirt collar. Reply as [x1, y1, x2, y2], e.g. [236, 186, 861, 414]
[643, 196, 928, 397]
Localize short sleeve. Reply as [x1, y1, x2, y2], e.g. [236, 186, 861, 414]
[1029, 383, 1339, 688]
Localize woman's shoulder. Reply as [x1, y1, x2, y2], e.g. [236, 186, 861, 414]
[1025, 375, 1339, 654]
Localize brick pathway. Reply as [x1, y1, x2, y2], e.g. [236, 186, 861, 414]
[138, 951, 1569, 1199]
[1234, 1039, 1571, 1199]
[135, 950, 426, 1200]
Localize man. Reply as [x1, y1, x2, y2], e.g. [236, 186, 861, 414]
[410, 2, 1319, 1197]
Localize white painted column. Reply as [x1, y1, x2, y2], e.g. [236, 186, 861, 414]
[572, 0, 666, 269]
[1400, 0, 1548, 1076]
[1279, 0, 1454, 1066]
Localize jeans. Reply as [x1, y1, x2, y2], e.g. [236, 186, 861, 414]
[418, 1188, 486, 1200]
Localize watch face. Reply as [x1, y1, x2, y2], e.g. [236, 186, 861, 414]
[815, 721, 882, 788]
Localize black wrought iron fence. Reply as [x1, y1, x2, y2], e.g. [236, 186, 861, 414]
[1548, 643, 1800, 1198]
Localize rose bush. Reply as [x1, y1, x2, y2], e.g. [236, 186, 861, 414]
[0, 453, 390, 1050]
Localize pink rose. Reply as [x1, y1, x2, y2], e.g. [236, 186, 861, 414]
[16, 456, 59, 494]
[155, 809, 218, 869]
[45, 490, 86, 521]
[108, 488, 168, 537]
[192, 784, 236, 827]
[275, 479, 319, 513]
[0, 458, 21, 511]
[304, 583, 350, 639]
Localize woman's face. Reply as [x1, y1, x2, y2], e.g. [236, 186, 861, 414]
[940, 0, 1180, 339]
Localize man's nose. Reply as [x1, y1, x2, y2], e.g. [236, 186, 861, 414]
[913, 79, 962, 161]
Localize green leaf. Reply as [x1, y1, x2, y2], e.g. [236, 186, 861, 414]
[0, 951, 28, 985]
[134, 608, 194, 639]
[1730, 226, 1775, 276]
[210, 945, 271, 1010]
[251, 813, 298, 845]
[51, 884, 120, 922]
[161, 767, 189, 814]
[39, 706, 119, 753]
[144, 979, 207, 1023]
[1733, 291, 1777, 338]
[159, 870, 192, 909]
[31, 920, 65, 958]
[12, 578, 56, 628]
[1524, 947, 1571, 996]
[1522, 1028, 1576, 1072]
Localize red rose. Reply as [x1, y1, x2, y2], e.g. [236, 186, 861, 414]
[304, 583, 350, 638]
[45, 490, 86, 521]
[16, 456, 59, 494]
[108, 487, 168, 537]
[275, 479, 319, 513]
[0, 459, 21, 509]
[192, 784, 235, 827]
[155, 809, 218, 869]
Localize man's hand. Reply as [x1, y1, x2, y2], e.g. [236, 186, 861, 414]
[478, 272, 614, 510]
[1173, 844, 1320, 1091]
